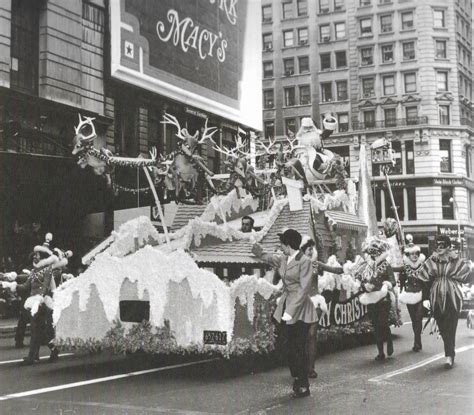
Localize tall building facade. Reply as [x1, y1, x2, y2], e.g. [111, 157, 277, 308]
[0, 0, 260, 268]
[261, 0, 474, 256]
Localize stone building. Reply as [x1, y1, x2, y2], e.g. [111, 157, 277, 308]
[0, 0, 260, 267]
[261, 0, 474, 256]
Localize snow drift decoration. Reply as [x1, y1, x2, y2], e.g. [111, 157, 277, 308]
[54, 247, 280, 355]
[201, 189, 258, 223]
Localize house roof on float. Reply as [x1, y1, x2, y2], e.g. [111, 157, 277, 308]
[190, 198, 367, 266]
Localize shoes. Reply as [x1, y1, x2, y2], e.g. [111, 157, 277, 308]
[412, 344, 422, 352]
[21, 357, 37, 366]
[308, 370, 318, 379]
[292, 387, 310, 398]
[444, 356, 454, 369]
[387, 341, 394, 357]
[49, 347, 59, 362]
[375, 354, 386, 361]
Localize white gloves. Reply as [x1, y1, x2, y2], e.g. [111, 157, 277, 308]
[281, 312, 292, 322]
[423, 300, 431, 309]
[382, 281, 393, 290]
[364, 283, 375, 292]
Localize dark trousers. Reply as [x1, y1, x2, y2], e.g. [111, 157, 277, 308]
[407, 302, 423, 348]
[306, 323, 317, 372]
[284, 321, 311, 387]
[368, 300, 392, 355]
[28, 304, 55, 360]
[15, 302, 29, 346]
[433, 298, 459, 358]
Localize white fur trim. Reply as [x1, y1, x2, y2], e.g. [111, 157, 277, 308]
[359, 284, 388, 305]
[34, 255, 58, 269]
[2, 281, 17, 292]
[4, 272, 17, 281]
[34, 245, 53, 256]
[24, 295, 44, 316]
[399, 291, 422, 305]
[43, 295, 54, 310]
[310, 294, 328, 314]
[382, 281, 393, 290]
[276, 296, 281, 305]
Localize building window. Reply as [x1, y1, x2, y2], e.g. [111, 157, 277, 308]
[402, 41, 415, 60]
[360, 18, 372, 36]
[389, 141, 403, 175]
[262, 5, 272, 22]
[383, 75, 395, 96]
[285, 118, 297, 135]
[404, 72, 417, 93]
[10, 0, 39, 94]
[282, 1, 294, 19]
[263, 89, 274, 109]
[439, 105, 450, 125]
[401, 11, 414, 30]
[263, 33, 273, 50]
[335, 22, 346, 39]
[284, 58, 295, 75]
[384, 108, 396, 127]
[466, 147, 471, 178]
[436, 71, 448, 91]
[360, 47, 373, 65]
[320, 25, 331, 42]
[362, 77, 375, 97]
[283, 30, 294, 47]
[375, 189, 383, 220]
[264, 120, 275, 138]
[319, 0, 330, 13]
[381, 44, 394, 63]
[439, 139, 451, 172]
[385, 188, 404, 219]
[298, 28, 309, 45]
[320, 53, 331, 70]
[433, 10, 445, 28]
[297, 0, 308, 16]
[441, 187, 454, 219]
[407, 187, 417, 220]
[298, 56, 309, 73]
[364, 110, 376, 128]
[285, 87, 296, 106]
[334, 0, 345, 11]
[321, 82, 333, 102]
[405, 140, 415, 174]
[335, 51, 347, 68]
[405, 106, 418, 124]
[299, 85, 311, 105]
[435, 40, 447, 59]
[380, 15, 393, 33]
[263, 61, 273, 78]
[336, 80, 348, 101]
[338, 113, 349, 132]
[360, 0, 372, 6]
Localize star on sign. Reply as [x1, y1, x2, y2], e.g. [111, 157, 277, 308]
[124, 41, 134, 58]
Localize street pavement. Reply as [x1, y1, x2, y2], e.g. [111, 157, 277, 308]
[0, 314, 472, 414]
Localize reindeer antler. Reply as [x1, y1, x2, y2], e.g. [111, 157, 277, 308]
[198, 118, 218, 145]
[255, 137, 278, 155]
[161, 113, 186, 141]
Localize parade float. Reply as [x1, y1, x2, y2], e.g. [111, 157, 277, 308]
[53, 114, 403, 357]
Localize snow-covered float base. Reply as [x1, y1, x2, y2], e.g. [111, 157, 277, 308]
[54, 247, 279, 356]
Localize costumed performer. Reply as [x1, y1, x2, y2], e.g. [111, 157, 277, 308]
[398, 234, 426, 352]
[419, 234, 472, 369]
[252, 229, 318, 398]
[357, 237, 396, 361]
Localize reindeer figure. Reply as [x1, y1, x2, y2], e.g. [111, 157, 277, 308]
[72, 114, 113, 186]
[213, 136, 266, 197]
[161, 113, 218, 202]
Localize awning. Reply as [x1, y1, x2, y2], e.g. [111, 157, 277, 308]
[325, 211, 367, 232]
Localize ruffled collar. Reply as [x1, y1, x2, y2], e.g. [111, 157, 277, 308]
[403, 253, 426, 268]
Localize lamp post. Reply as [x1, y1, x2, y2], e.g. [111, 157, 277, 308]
[371, 138, 405, 247]
[449, 197, 463, 256]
